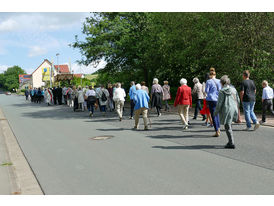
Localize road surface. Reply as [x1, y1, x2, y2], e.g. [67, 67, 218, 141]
[0, 94, 274, 194]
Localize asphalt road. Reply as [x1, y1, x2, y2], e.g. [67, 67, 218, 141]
[0, 94, 274, 194]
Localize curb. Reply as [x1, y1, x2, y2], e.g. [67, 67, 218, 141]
[0, 108, 44, 195]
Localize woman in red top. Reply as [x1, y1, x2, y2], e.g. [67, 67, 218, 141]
[174, 78, 192, 130]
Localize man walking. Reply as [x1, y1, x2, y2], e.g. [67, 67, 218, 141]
[133, 84, 150, 130]
[113, 83, 126, 121]
[260, 80, 274, 124]
[129, 81, 136, 119]
[240, 70, 260, 131]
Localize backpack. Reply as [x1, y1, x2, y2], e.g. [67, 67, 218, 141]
[101, 90, 107, 101]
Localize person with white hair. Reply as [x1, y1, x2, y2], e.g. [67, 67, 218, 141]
[192, 77, 206, 120]
[133, 84, 150, 130]
[214, 75, 240, 149]
[261, 80, 274, 124]
[174, 78, 192, 130]
[113, 82, 126, 121]
[97, 84, 109, 116]
[151, 78, 164, 117]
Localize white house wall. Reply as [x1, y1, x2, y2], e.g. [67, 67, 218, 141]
[32, 61, 52, 88]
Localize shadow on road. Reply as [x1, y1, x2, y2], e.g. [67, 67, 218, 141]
[147, 134, 214, 139]
[152, 145, 225, 150]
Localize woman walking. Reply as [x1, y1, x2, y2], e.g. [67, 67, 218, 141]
[192, 77, 205, 120]
[214, 75, 240, 149]
[174, 78, 192, 130]
[77, 86, 85, 111]
[205, 68, 222, 137]
[85, 86, 97, 117]
[200, 73, 213, 127]
[162, 81, 171, 111]
[151, 78, 163, 117]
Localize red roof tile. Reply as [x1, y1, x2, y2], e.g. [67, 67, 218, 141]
[73, 74, 83, 78]
[54, 65, 70, 73]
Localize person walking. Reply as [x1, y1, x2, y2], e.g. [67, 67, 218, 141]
[129, 81, 136, 119]
[113, 83, 126, 121]
[97, 84, 109, 116]
[107, 83, 114, 112]
[151, 78, 163, 117]
[192, 77, 206, 120]
[24, 89, 29, 101]
[200, 73, 213, 127]
[240, 70, 260, 131]
[45, 88, 53, 106]
[260, 80, 274, 124]
[205, 69, 222, 137]
[133, 84, 150, 130]
[214, 75, 239, 149]
[57, 86, 63, 105]
[37, 88, 42, 104]
[62, 86, 68, 105]
[72, 86, 78, 112]
[85, 86, 97, 117]
[52, 87, 57, 105]
[141, 81, 149, 94]
[162, 81, 171, 111]
[66, 87, 73, 107]
[174, 78, 192, 130]
[77, 86, 85, 112]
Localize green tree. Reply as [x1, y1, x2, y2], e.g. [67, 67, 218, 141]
[0, 66, 26, 91]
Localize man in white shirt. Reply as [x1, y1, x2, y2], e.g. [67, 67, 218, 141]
[261, 80, 274, 124]
[113, 82, 126, 121]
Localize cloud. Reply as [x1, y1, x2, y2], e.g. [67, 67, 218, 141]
[28, 46, 48, 57]
[0, 13, 89, 33]
[0, 65, 9, 73]
[70, 61, 107, 74]
[0, 18, 17, 32]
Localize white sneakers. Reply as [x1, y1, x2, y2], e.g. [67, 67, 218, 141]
[254, 122, 260, 131]
[244, 122, 260, 131]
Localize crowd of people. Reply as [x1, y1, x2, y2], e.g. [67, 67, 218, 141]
[24, 68, 274, 149]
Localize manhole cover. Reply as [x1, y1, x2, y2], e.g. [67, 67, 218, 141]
[90, 135, 114, 140]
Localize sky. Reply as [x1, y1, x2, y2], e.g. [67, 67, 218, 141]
[0, 12, 106, 74]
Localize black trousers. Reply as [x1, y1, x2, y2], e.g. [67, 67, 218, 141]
[130, 99, 135, 117]
[262, 99, 274, 122]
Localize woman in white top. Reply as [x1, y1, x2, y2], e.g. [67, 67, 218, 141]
[77, 86, 85, 111]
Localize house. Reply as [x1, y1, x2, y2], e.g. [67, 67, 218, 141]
[31, 59, 53, 88]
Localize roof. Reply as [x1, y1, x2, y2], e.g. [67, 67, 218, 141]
[73, 74, 83, 78]
[32, 59, 52, 75]
[54, 65, 70, 73]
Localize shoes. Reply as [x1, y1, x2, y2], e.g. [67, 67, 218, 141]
[243, 127, 252, 131]
[212, 130, 220, 137]
[202, 116, 206, 121]
[259, 120, 266, 125]
[144, 127, 148, 130]
[119, 117, 122, 121]
[254, 122, 260, 131]
[203, 122, 208, 126]
[129, 117, 133, 119]
[132, 126, 138, 130]
[224, 143, 235, 149]
[158, 113, 161, 117]
[192, 117, 197, 120]
[183, 125, 189, 130]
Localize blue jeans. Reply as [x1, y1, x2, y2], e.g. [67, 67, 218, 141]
[243, 101, 258, 128]
[208, 101, 220, 132]
[101, 105, 106, 112]
[87, 101, 95, 114]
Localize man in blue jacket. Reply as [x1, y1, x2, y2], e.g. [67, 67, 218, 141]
[133, 84, 150, 130]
